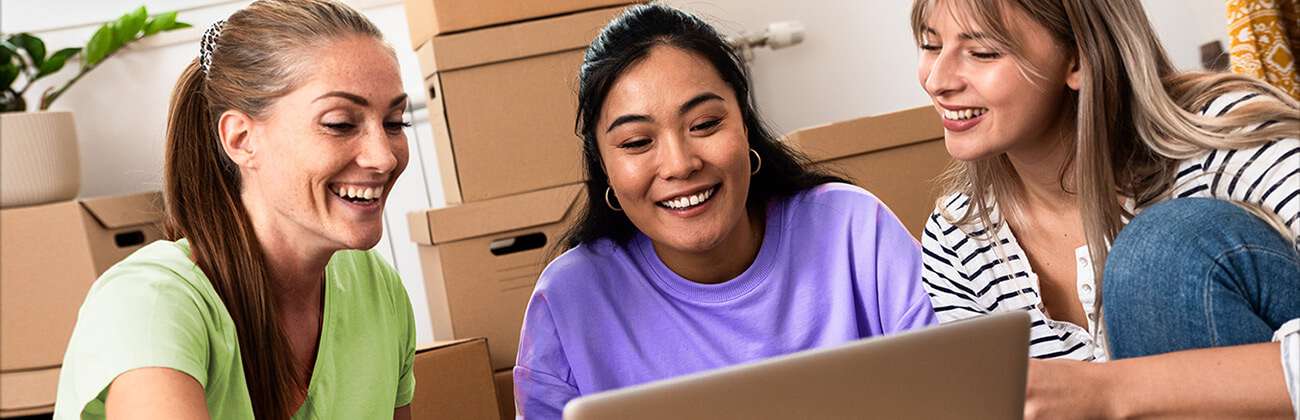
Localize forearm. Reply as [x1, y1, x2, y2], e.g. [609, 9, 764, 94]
[1104, 342, 1292, 419]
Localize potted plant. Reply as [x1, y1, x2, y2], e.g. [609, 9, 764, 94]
[1, 6, 188, 208]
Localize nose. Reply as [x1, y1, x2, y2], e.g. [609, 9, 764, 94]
[657, 132, 702, 181]
[357, 127, 400, 174]
[922, 49, 964, 98]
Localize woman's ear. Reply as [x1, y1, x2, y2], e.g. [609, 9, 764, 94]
[1066, 53, 1083, 91]
[218, 110, 257, 169]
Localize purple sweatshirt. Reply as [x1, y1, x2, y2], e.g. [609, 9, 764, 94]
[513, 183, 937, 419]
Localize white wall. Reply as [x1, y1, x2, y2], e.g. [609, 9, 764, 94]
[2, 0, 1232, 345]
[665, 0, 1231, 135]
[1143, 0, 1232, 71]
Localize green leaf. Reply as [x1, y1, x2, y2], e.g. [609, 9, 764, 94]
[109, 21, 128, 52]
[84, 24, 114, 66]
[36, 47, 80, 77]
[168, 21, 193, 30]
[117, 6, 148, 41]
[0, 62, 18, 91]
[144, 11, 177, 35]
[11, 33, 46, 68]
[0, 41, 15, 65]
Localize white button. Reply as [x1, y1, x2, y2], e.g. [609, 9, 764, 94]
[1078, 257, 1089, 267]
[1081, 283, 1093, 295]
[1088, 313, 1098, 321]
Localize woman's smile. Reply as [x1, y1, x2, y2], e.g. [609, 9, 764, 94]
[655, 184, 719, 217]
[327, 181, 386, 213]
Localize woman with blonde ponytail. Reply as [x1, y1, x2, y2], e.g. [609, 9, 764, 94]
[54, 1, 416, 418]
[910, 0, 1300, 418]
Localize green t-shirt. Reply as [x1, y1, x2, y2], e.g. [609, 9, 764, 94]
[53, 239, 416, 419]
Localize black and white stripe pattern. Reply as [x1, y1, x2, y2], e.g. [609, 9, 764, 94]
[1170, 92, 1299, 235]
[921, 92, 1300, 361]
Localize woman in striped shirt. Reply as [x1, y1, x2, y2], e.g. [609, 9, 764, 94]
[911, 0, 1300, 418]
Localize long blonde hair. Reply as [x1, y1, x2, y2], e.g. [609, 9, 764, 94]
[162, 1, 382, 417]
[910, 0, 1300, 284]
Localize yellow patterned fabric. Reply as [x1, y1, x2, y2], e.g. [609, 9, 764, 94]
[1227, 0, 1300, 100]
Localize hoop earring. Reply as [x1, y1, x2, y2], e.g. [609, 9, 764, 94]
[749, 148, 762, 175]
[605, 186, 623, 212]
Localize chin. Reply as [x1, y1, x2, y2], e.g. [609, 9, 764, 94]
[944, 137, 996, 162]
[664, 230, 727, 254]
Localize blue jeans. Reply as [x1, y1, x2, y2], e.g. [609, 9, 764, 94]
[1103, 198, 1300, 359]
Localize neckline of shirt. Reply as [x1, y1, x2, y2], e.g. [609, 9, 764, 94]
[633, 197, 786, 304]
[977, 199, 1109, 360]
[173, 238, 339, 404]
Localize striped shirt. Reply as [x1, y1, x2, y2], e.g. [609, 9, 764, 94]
[920, 92, 1300, 366]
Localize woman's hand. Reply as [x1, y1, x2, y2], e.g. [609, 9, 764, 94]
[1024, 358, 1116, 420]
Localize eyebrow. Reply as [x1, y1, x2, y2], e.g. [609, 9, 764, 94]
[605, 114, 651, 134]
[920, 26, 991, 41]
[604, 92, 726, 134]
[314, 91, 410, 109]
[389, 94, 409, 109]
[679, 92, 723, 115]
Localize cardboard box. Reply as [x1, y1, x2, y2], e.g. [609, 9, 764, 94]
[410, 338, 500, 420]
[494, 369, 515, 420]
[0, 191, 164, 372]
[0, 368, 59, 417]
[0, 191, 163, 415]
[417, 6, 626, 204]
[408, 183, 584, 370]
[786, 106, 951, 238]
[403, 0, 631, 45]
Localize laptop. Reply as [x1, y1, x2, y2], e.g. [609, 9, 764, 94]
[563, 311, 1030, 420]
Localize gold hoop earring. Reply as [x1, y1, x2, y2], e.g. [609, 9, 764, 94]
[750, 148, 762, 175]
[605, 186, 623, 212]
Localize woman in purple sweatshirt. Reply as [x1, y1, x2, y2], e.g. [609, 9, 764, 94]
[513, 4, 938, 418]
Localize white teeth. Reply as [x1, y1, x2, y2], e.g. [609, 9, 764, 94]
[331, 184, 384, 201]
[659, 187, 715, 210]
[942, 107, 987, 121]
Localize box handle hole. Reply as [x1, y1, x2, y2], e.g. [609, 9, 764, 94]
[114, 230, 146, 248]
[489, 233, 547, 256]
[428, 86, 437, 100]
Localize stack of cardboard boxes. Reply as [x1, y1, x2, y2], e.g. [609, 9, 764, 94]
[401, 1, 634, 419]
[0, 192, 164, 416]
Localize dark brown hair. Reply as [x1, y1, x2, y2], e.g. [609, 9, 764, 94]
[563, 3, 846, 251]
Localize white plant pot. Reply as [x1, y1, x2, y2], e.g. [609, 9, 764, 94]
[1, 111, 81, 208]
